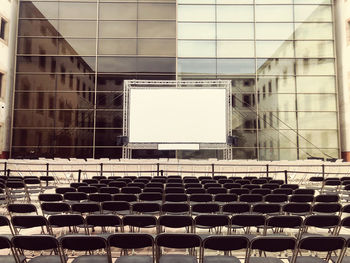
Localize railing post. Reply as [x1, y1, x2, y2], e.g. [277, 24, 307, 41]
[100, 163, 103, 176]
[46, 163, 49, 186]
[7, 169, 10, 177]
[78, 169, 82, 182]
[211, 164, 215, 178]
[157, 163, 160, 176]
[322, 164, 325, 179]
[3, 162, 7, 176]
[284, 170, 288, 184]
[266, 164, 269, 178]
[160, 170, 164, 176]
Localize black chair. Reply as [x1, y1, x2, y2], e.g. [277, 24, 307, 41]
[191, 203, 220, 215]
[143, 187, 163, 193]
[315, 194, 339, 203]
[214, 193, 238, 203]
[77, 186, 98, 194]
[108, 233, 154, 263]
[207, 187, 227, 195]
[71, 203, 100, 215]
[162, 202, 190, 214]
[190, 194, 212, 203]
[63, 192, 88, 203]
[242, 184, 261, 191]
[158, 215, 193, 233]
[38, 193, 63, 203]
[8, 203, 38, 216]
[194, 215, 230, 235]
[302, 215, 340, 237]
[229, 188, 250, 196]
[222, 203, 251, 215]
[282, 202, 312, 216]
[239, 194, 263, 203]
[312, 203, 342, 215]
[122, 215, 157, 232]
[289, 194, 314, 203]
[294, 236, 345, 263]
[60, 235, 109, 263]
[264, 194, 288, 203]
[121, 187, 142, 194]
[155, 233, 201, 263]
[113, 193, 137, 202]
[132, 202, 161, 214]
[48, 214, 86, 235]
[85, 214, 122, 237]
[230, 214, 265, 240]
[70, 182, 88, 189]
[108, 181, 127, 188]
[272, 188, 293, 195]
[264, 215, 303, 238]
[11, 215, 51, 235]
[281, 184, 299, 190]
[251, 203, 281, 215]
[251, 178, 269, 185]
[12, 235, 62, 263]
[165, 187, 185, 194]
[223, 183, 241, 189]
[251, 188, 271, 196]
[201, 235, 249, 263]
[89, 193, 112, 202]
[99, 187, 119, 194]
[139, 192, 163, 202]
[248, 236, 297, 263]
[0, 216, 14, 238]
[56, 187, 76, 194]
[41, 202, 70, 216]
[262, 183, 280, 190]
[0, 236, 21, 263]
[101, 201, 130, 215]
[186, 188, 206, 194]
[185, 184, 203, 189]
[165, 193, 188, 203]
[83, 179, 99, 185]
[294, 189, 315, 195]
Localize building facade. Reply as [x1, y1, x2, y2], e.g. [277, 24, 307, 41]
[10, 0, 343, 160]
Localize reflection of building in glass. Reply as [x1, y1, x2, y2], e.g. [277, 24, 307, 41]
[8, 0, 345, 160]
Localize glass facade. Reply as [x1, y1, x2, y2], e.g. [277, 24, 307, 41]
[12, 0, 339, 160]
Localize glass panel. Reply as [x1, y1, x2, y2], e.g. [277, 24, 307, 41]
[178, 0, 215, 3]
[55, 147, 93, 159]
[178, 23, 216, 40]
[257, 59, 295, 75]
[98, 39, 137, 55]
[16, 56, 96, 73]
[231, 148, 257, 159]
[295, 58, 335, 75]
[59, 39, 96, 56]
[132, 149, 176, 159]
[299, 131, 338, 151]
[295, 41, 334, 58]
[99, 3, 137, 20]
[256, 0, 292, 3]
[178, 41, 216, 57]
[18, 19, 59, 37]
[232, 130, 257, 148]
[217, 5, 254, 22]
[295, 23, 333, 40]
[59, 3, 97, 19]
[96, 110, 123, 128]
[294, 0, 331, 3]
[137, 57, 176, 73]
[258, 94, 296, 111]
[217, 23, 254, 40]
[258, 112, 297, 129]
[217, 0, 253, 3]
[256, 23, 294, 40]
[217, 41, 254, 58]
[257, 77, 295, 93]
[255, 5, 294, 22]
[297, 94, 336, 111]
[12, 129, 55, 146]
[95, 129, 123, 146]
[217, 59, 256, 75]
[96, 93, 123, 109]
[55, 110, 94, 128]
[138, 21, 176, 38]
[298, 112, 337, 129]
[17, 37, 58, 55]
[99, 21, 137, 38]
[95, 148, 122, 159]
[256, 41, 294, 58]
[138, 3, 175, 20]
[178, 5, 215, 22]
[298, 149, 339, 160]
[178, 59, 216, 74]
[59, 20, 97, 38]
[231, 78, 256, 93]
[296, 76, 335, 93]
[97, 74, 135, 91]
[138, 39, 176, 56]
[98, 57, 136, 73]
[55, 129, 94, 146]
[14, 110, 55, 127]
[20, 2, 58, 18]
[294, 5, 332, 22]
[259, 130, 298, 148]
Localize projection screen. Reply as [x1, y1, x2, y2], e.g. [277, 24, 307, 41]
[128, 88, 227, 145]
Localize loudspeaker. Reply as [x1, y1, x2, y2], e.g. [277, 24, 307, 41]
[116, 136, 129, 146]
[227, 136, 238, 146]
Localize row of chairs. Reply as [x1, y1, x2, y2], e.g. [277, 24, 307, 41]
[0, 233, 348, 263]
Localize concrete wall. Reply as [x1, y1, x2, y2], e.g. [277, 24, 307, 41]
[0, 0, 17, 158]
[335, 0, 350, 161]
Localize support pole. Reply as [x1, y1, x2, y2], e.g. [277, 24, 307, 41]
[266, 164, 269, 178]
[322, 164, 325, 179]
[284, 170, 288, 184]
[78, 169, 82, 183]
[157, 163, 160, 177]
[211, 164, 215, 178]
[3, 162, 7, 176]
[46, 163, 49, 186]
[100, 163, 103, 176]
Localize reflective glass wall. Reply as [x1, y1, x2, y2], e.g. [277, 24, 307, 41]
[12, 0, 339, 160]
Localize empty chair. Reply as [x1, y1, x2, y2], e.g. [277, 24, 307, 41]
[189, 194, 212, 203]
[218, 179, 233, 184]
[265, 194, 288, 203]
[48, 214, 86, 235]
[264, 215, 303, 238]
[56, 187, 76, 194]
[312, 203, 342, 215]
[101, 201, 130, 215]
[128, 182, 146, 189]
[40, 176, 56, 190]
[155, 233, 201, 263]
[248, 236, 296, 263]
[108, 233, 154, 263]
[63, 192, 88, 203]
[230, 214, 265, 240]
[251, 178, 269, 185]
[139, 192, 163, 202]
[165, 193, 188, 203]
[289, 194, 314, 203]
[269, 180, 284, 185]
[38, 193, 63, 203]
[282, 202, 312, 216]
[272, 188, 293, 195]
[294, 236, 345, 263]
[0, 236, 21, 263]
[92, 176, 107, 181]
[294, 189, 315, 195]
[192, 203, 220, 215]
[151, 178, 167, 183]
[24, 178, 42, 195]
[201, 235, 249, 263]
[214, 193, 238, 203]
[186, 188, 206, 194]
[11, 215, 50, 235]
[158, 215, 193, 233]
[113, 193, 137, 203]
[83, 179, 99, 185]
[213, 176, 227, 181]
[60, 235, 109, 263]
[242, 184, 261, 191]
[166, 183, 184, 189]
[70, 182, 88, 189]
[41, 202, 70, 216]
[132, 202, 161, 214]
[302, 215, 340, 237]
[315, 194, 339, 203]
[281, 184, 299, 190]
[223, 183, 241, 189]
[204, 183, 221, 189]
[109, 181, 127, 188]
[12, 235, 62, 263]
[252, 203, 281, 215]
[239, 194, 263, 203]
[89, 193, 112, 202]
[143, 187, 163, 194]
[0, 216, 14, 238]
[122, 215, 157, 233]
[236, 179, 250, 185]
[71, 203, 100, 215]
[222, 203, 251, 215]
[194, 214, 230, 235]
[161, 203, 190, 215]
[6, 181, 29, 202]
[8, 203, 37, 216]
[146, 182, 164, 188]
[262, 183, 280, 190]
[184, 178, 199, 184]
[85, 215, 122, 237]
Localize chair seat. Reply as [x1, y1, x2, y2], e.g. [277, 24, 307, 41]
[28, 255, 62, 263]
[204, 255, 241, 263]
[331, 256, 350, 263]
[115, 255, 153, 263]
[72, 255, 109, 263]
[249, 257, 284, 263]
[0, 255, 24, 263]
[294, 256, 327, 263]
[160, 254, 198, 263]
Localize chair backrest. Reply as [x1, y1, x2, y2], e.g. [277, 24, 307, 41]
[108, 233, 154, 249]
[71, 203, 100, 214]
[8, 203, 37, 215]
[77, 186, 98, 194]
[156, 233, 201, 249]
[89, 193, 112, 202]
[297, 236, 345, 252]
[289, 194, 314, 203]
[265, 194, 288, 203]
[214, 193, 237, 203]
[41, 202, 71, 214]
[189, 194, 212, 202]
[11, 215, 50, 234]
[161, 203, 190, 214]
[132, 202, 161, 214]
[39, 193, 63, 202]
[231, 214, 265, 227]
[222, 203, 251, 214]
[252, 203, 281, 214]
[113, 193, 137, 202]
[194, 215, 230, 229]
[122, 215, 157, 228]
[312, 203, 342, 214]
[239, 194, 263, 203]
[266, 215, 303, 229]
[282, 202, 311, 215]
[315, 194, 339, 203]
[48, 214, 85, 228]
[165, 193, 188, 202]
[304, 215, 340, 230]
[12, 235, 60, 251]
[101, 201, 130, 214]
[63, 192, 88, 202]
[86, 214, 121, 228]
[56, 187, 76, 194]
[158, 215, 193, 230]
[60, 235, 107, 252]
[192, 203, 220, 214]
[99, 187, 119, 194]
[250, 236, 296, 252]
[139, 192, 163, 202]
[202, 235, 249, 251]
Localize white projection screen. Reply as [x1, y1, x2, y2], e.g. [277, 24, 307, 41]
[128, 88, 227, 146]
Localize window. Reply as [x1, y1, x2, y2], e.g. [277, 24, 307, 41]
[0, 18, 7, 41]
[0, 73, 3, 97]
